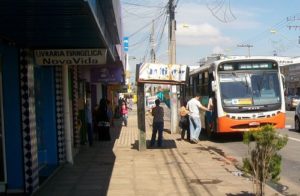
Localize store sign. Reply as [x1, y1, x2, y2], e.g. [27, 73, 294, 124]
[138, 63, 188, 84]
[123, 37, 129, 52]
[91, 66, 124, 84]
[34, 49, 107, 65]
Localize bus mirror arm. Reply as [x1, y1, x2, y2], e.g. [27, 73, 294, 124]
[211, 80, 217, 92]
[281, 74, 285, 90]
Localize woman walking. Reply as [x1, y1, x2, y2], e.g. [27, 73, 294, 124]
[179, 100, 190, 141]
[120, 101, 128, 126]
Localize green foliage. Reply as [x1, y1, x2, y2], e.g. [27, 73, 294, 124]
[268, 154, 282, 181]
[242, 124, 288, 195]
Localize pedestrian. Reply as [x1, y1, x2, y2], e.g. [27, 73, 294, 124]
[179, 100, 190, 141]
[206, 96, 215, 130]
[120, 101, 128, 126]
[186, 95, 210, 143]
[85, 98, 93, 146]
[92, 104, 99, 140]
[128, 96, 133, 111]
[150, 99, 164, 147]
[96, 98, 111, 141]
[106, 100, 114, 127]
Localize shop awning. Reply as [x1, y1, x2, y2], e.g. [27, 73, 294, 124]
[0, 0, 121, 64]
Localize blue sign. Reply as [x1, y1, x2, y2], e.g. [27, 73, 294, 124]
[123, 37, 129, 52]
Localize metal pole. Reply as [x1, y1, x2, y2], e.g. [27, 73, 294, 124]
[150, 20, 156, 64]
[137, 83, 146, 150]
[62, 64, 73, 164]
[150, 20, 155, 95]
[169, 0, 178, 134]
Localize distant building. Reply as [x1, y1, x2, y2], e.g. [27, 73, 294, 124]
[279, 57, 300, 95]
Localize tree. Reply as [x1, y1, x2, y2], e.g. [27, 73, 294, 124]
[242, 125, 288, 196]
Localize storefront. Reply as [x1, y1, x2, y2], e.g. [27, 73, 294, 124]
[0, 0, 124, 194]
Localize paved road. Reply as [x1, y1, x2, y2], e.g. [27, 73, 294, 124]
[199, 110, 300, 195]
[164, 103, 300, 195]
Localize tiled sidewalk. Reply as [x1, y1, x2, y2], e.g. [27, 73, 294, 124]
[34, 107, 281, 196]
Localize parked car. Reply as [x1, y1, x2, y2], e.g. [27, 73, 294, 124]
[295, 103, 300, 132]
[285, 95, 300, 111]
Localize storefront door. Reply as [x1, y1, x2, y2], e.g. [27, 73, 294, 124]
[34, 66, 58, 183]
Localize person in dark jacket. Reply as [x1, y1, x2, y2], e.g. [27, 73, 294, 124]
[150, 99, 164, 147]
[96, 98, 111, 141]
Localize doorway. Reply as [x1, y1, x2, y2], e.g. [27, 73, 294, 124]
[34, 66, 58, 184]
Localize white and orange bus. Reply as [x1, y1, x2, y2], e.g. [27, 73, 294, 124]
[184, 57, 285, 138]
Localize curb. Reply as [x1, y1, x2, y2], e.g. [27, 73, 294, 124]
[202, 142, 283, 195]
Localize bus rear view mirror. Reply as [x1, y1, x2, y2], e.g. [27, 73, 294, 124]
[212, 80, 217, 92]
[281, 74, 285, 90]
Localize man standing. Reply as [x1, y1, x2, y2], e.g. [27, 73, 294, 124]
[150, 99, 164, 147]
[187, 95, 210, 143]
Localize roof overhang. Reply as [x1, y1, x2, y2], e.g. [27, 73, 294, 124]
[0, 0, 121, 64]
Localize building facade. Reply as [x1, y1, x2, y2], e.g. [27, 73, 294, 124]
[0, 0, 124, 194]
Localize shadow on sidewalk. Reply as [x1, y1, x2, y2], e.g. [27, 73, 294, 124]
[130, 139, 177, 150]
[226, 191, 255, 196]
[35, 119, 123, 196]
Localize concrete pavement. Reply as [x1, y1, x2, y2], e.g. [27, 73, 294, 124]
[34, 106, 281, 196]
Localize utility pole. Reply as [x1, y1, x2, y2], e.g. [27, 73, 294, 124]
[150, 20, 156, 63]
[168, 0, 178, 134]
[150, 20, 156, 95]
[237, 44, 253, 57]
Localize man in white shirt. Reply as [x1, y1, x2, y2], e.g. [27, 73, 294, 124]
[187, 95, 210, 143]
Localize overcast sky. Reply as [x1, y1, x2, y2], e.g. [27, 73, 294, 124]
[122, 0, 300, 73]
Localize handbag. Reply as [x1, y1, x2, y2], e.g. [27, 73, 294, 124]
[179, 116, 188, 128]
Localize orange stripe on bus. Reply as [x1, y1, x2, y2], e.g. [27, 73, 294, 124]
[217, 112, 286, 132]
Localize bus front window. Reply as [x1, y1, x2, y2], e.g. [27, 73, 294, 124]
[220, 71, 281, 110]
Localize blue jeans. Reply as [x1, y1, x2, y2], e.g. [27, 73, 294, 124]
[151, 122, 164, 147]
[122, 114, 128, 126]
[189, 116, 201, 141]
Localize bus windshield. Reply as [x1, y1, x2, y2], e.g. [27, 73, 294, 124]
[220, 71, 281, 111]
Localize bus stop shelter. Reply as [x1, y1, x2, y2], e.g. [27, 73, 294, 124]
[136, 63, 188, 150]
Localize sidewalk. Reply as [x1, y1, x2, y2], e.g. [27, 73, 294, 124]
[34, 106, 281, 196]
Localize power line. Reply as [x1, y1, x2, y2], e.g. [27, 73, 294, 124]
[127, 13, 165, 38]
[122, 1, 166, 8]
[123, 7, 160, 19]
[122, 0, 169, 61]
[130, 34, 149, 48]
[228, 13, 300, 54]
[155, 14, 168, 53]
[206, 0, 236, 23]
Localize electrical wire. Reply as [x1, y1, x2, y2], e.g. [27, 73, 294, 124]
[155, 13, 168, 53]
[127, 13, 165, 38]
[123, 7, 159, 19]
[205, 0, 236, 23]
[229, 13, 300, 54]
[122, 1, 165, 8]
[122, 0, 170, 62]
